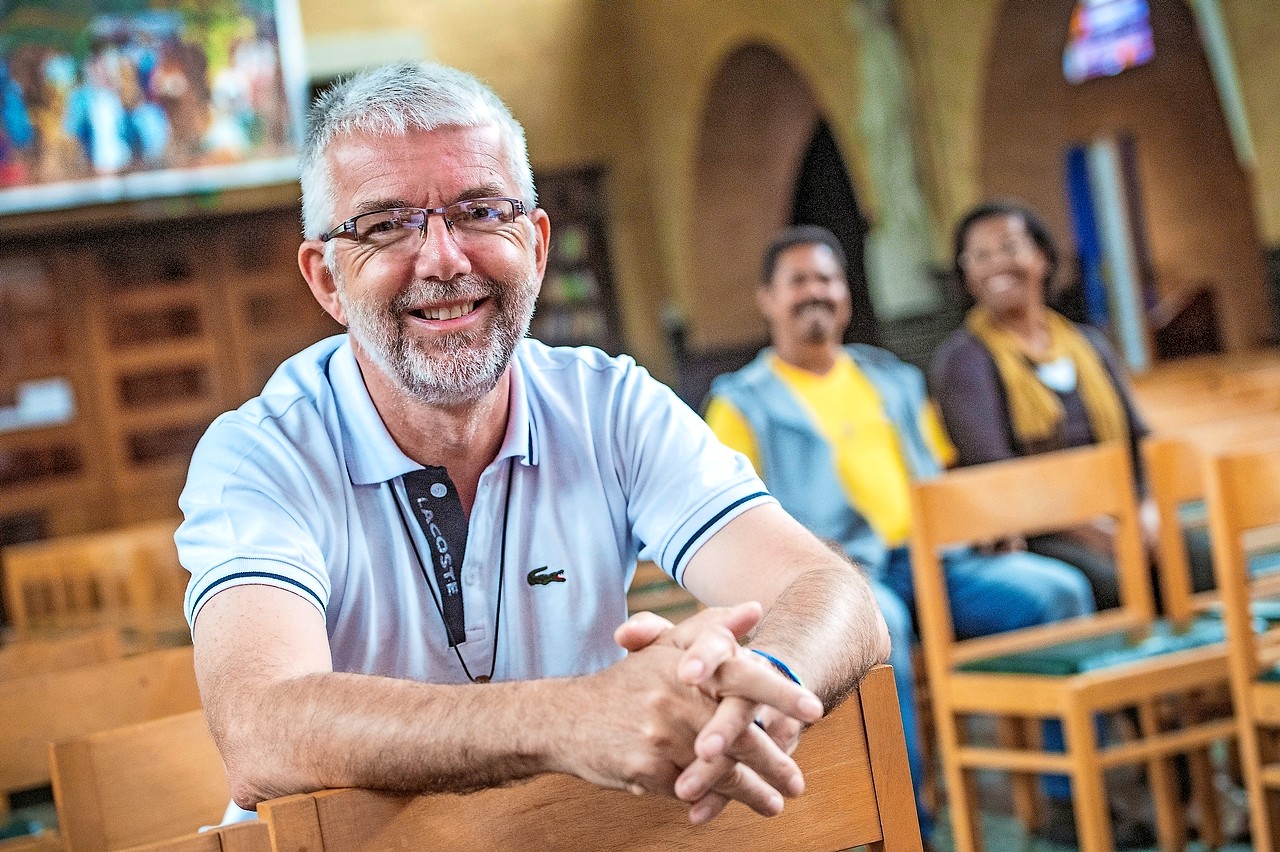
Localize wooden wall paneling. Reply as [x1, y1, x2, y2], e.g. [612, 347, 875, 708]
[84, 227, 229, 526]
[0, 249, 110, 542]
[215, 211, 341, 402]
[0, 208, 339, 559]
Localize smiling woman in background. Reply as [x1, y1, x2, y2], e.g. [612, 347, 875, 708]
[928, 198, 1164, 610]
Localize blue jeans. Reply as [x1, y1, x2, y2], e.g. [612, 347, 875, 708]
[874, 546, 1095, 839]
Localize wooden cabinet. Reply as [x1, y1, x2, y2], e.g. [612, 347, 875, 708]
[528, 167, 624, 354]
[0, 208, 340, 544]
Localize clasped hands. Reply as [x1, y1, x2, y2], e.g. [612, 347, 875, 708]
[601, 602, 824, 824]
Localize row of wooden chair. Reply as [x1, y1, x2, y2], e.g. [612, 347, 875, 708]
[0, 518, 926, 850]
[1, 518, 188, 651]
[1204, 440, 1280, 848]
[910, 443, 1235, 851]
[0, 643, 203, 843]
[9, 663, 921, 851]
[907, 423, 1280, 851]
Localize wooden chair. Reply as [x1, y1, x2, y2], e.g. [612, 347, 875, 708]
[115, 822, 271, 852]
[0, 832, 61, 852]
[1203, 440, 1280, 848]
[1, 519, 187, 649]
[909, 443, 1235, 852]
[50, 710, 229, 851]
[625, 561, 699, 623]
[0, 627, 122, 681]
[0, 646, 200, 806]
[257, 664, 921, 851]
[1143, 417, 1280, 617]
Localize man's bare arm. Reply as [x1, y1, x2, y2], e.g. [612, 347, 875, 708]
[659, 502, 890, 818]
[681, 502, 890, 702]
[193, 584, 818, 811]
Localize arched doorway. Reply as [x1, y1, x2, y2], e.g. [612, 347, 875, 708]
[791, 120, 877, 346]
[679, 43, 871, 404]
[979, 0, 1270, 355]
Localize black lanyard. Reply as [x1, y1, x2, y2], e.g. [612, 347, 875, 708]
[394, 460, 513, 683]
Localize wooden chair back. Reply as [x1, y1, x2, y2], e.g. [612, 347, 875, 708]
[50, 710, 228, 852]
[0, 645, 199, 799]
[114, 822, 272, 852]
[1203, 441, 1280, 683]
[910, 443, 1154, 663]
[258, 665, 921, 851]
[0, 833, 61, 852]
[0, 627, 122, 681]
[1143, 417, 1280, 618]
[1, 519, 185, 641]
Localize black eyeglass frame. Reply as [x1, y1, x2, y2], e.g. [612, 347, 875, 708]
[319, 197, 529, 243]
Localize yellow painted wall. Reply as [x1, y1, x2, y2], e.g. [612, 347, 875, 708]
[895, 0, 999, 254]
[294, 1, 1279, 375]
[898, 0, 1279, 248]
[1220, 0, 1280, 244]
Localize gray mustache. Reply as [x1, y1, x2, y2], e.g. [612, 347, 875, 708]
[392, 277, 496, 312]
[793, 300, 836, 317]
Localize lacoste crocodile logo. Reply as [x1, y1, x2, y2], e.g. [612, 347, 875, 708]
[527, 566, 566, 586]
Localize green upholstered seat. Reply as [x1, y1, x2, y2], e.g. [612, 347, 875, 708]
[1259, 664, 1280, 683]
[956, 615, 1226, 676]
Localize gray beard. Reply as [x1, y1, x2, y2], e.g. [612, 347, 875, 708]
[337, 273, 537, 406]
[800, 317, 831, 345]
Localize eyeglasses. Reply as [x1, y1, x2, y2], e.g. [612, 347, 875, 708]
[320, 197, 528, 249]
[959, 237, 1035, 270]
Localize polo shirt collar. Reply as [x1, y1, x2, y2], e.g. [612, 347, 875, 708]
[332, 338, 537, 486]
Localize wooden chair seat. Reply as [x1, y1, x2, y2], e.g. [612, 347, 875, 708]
[954, 613, 1226, 676]
[257, 664, 922, 851]
[0, 627, 122, 681]
[910, 444, 1235, 852]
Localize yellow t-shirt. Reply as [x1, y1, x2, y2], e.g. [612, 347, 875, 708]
[705, 352, 953, 547]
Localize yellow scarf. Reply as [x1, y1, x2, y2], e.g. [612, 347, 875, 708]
[965, 307, 1128, 446]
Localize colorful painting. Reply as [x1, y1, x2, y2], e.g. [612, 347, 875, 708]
[0, 0, 306, 214]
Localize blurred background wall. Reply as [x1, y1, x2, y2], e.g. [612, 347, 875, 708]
[0, 0, 1275, 539]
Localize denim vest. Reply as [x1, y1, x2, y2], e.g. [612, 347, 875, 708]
[709, 345, 940, 577]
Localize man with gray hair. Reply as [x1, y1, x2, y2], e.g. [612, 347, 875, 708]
[178, 62, 889, 825]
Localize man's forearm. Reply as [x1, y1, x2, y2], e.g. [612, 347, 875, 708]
[210, 671, 564, 807]
[748, 558, 889, 708]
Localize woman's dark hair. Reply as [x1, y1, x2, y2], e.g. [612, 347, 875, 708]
[951, 198, 1059, 285]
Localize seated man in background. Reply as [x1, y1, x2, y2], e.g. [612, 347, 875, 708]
[177, 63, 890, 827]
[704, 224, 1095, 840]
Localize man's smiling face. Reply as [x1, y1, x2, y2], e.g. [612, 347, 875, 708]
[319, 124, 548, 405]
[757, 242, 852, 349]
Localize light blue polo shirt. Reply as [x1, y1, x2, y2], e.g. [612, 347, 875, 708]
[177, 335, 773, 684]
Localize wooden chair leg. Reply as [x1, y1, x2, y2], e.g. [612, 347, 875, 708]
[911, 646, 939, 815]
[996, 715, 1041, 832]
[1240, 719, 1274, 852]
[938, 709, 983, 852]
[1137, 699, 1185, 850]
[1064, 702, 1114, 852]
[1187, 746, 1223, 847]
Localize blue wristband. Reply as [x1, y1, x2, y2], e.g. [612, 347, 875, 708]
[750, 649, 803, 688]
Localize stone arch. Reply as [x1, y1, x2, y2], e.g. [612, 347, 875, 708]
[686, 42, 871, 353]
